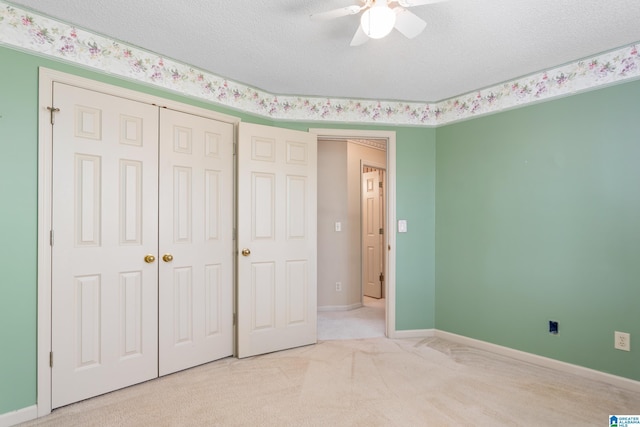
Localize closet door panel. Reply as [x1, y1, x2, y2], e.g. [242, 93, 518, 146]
[158, 109, 234, 376]
[51, 82, 159, 408]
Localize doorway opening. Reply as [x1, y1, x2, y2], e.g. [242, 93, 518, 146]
[312, 131, 395, 341]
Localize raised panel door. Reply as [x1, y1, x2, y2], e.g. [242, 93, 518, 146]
[158, 108, 234, 375]
[237, 123, 317, 358]
[51, 82, 159, 408]
[362, 171, 382, 298]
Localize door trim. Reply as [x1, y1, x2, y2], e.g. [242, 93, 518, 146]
[309, 129, 397, 338]
[37, 68, 240, 417]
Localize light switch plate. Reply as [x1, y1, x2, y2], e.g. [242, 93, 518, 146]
[398, 220, 407, 233]
[335, 222, 341, 232]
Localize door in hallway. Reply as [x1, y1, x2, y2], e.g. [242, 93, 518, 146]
[362, 169, 383, 298]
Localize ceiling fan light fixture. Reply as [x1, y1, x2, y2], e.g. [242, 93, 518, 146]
[360, 1, 396, 39]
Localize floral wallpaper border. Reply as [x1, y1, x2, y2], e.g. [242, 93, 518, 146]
[1, 1, 639, 127]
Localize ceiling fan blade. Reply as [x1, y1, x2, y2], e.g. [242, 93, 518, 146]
[350, 25, 369, 46]
[310, 5, 363, 21]
[397, 0, 448, 7]
[393, 8, 427, 39]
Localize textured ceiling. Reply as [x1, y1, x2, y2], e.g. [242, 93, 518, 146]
[7, 0, 640, 102]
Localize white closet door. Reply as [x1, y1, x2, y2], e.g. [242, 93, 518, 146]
[51, 83, 159, 408]
[237, 122, 317, 358]
[158, 109, 234, 375]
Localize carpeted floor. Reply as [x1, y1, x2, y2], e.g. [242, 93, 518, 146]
[318, 297, 385, 340]
[21, 335, 639, 426]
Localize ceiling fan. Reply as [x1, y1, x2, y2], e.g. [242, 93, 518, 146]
[310, 0, 448, 46]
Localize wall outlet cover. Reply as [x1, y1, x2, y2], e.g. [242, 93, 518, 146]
[614, 331, 630, 351]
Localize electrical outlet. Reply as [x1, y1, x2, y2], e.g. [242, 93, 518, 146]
[335, 282, 342, 292]
[614, 331, 631, 351]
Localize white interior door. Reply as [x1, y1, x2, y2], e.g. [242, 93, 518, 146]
[237, 123, 317, 358]
[379, 169, 386, 297]
[362, 170, 382, 298]
[158, 109, 234, 375]
[51, 83, 159, 408]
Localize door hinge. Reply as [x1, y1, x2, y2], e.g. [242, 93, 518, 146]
[50, 230, 54, 246]
[233, 313, 237, 326]
[379, 272, 384, 283]
[233, 142, 237, 156]
[379, 181, 383, 188]
[47, 106, 60, 125]
[379, 228, 383, 235]
[49, 351, 53, 368]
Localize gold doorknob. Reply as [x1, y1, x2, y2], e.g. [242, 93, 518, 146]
[241, 248, 251, 257]
[144, 254, 156, 264]
[162, 253, 174, 263]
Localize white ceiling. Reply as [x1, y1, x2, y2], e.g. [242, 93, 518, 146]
[8, 0, 640, 103]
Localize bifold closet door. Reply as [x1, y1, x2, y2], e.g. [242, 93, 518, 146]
[51, 82, 159, 408]
[158, 108, 234, 376]
[50, 80, 309, 407]
[51, 83, 235, 407]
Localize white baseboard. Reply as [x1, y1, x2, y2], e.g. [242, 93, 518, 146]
[434, 330, 640, 393]
[391, 328, 435, 339]
[0, 405, 38, 427]
[318, 303, 363, 312]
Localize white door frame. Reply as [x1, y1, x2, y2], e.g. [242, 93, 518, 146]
[309, 129, 397, 338]
[36, 68, 240, 418]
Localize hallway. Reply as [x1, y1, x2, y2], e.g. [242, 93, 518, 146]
[318, 297, 385, 340]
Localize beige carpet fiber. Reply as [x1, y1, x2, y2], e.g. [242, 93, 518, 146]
[318, 297, 385, 340]
[21, 337, 639, 426]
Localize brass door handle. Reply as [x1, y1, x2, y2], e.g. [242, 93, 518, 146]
[144, 254, 156, 264]
[241, 248, 251, 257]
[162, 253, 174, 263]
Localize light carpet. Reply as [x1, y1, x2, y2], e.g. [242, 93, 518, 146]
[20, 337, 639, 426]
[317, 297, 385, 340]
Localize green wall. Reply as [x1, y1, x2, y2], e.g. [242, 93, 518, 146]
[6, 35, 638, 416]
[0, 45, 436, 415]
[436, 80, 640, 380]
[396, 129, 436, 330]
[0, 46, 38, 416]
